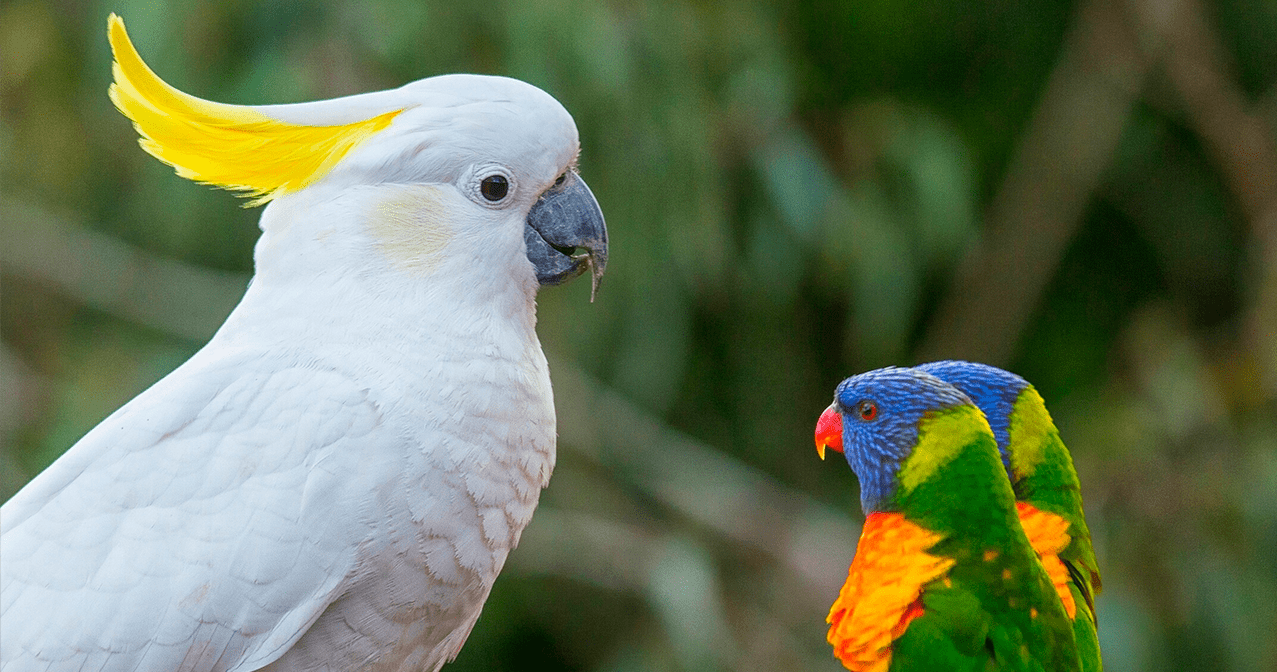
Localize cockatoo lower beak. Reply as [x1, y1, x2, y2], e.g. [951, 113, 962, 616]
[815, 404, 844, 460]
[525, 171, 608, 300]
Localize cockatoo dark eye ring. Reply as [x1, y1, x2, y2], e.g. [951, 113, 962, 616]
[480, 174, 509, 201]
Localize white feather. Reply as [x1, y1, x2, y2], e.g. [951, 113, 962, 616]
[1, 72, 573, 672]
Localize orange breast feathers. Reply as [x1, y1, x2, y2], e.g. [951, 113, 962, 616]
[826, 512, 956, 672]
[1015, 502, 1077, 619]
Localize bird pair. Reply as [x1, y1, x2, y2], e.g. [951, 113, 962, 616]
[813, 362, 1103, 671]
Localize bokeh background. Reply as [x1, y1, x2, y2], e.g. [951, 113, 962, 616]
[3, 0, 1275, 670]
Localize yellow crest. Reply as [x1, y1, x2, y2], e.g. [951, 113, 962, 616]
[107, 14, 403, 205]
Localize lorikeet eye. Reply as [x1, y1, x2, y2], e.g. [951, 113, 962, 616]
[857, 400, 878, 421]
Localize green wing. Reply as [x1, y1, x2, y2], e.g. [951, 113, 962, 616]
[1009, 389, 1102, 671]
[1016, 420, 1102, 610]
[890, 419, 1082, 672]
[889, 553, 1081, 672]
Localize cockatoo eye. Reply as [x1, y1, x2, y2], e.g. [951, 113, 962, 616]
[857, 400, 878, 421]
[480, 174, 509, 201]
[553, 173, 566, 188]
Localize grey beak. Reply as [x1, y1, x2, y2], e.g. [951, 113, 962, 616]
[524, 172, 608, 300]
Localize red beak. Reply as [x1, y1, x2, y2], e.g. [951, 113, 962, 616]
[815, 404, 844, 460]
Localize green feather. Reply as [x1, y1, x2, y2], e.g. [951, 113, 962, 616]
[1006, 386, 1103, 671]
[913, 362, 1104, 672]
[892, 406, 1081, 672]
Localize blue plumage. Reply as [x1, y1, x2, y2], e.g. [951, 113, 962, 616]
[915, 361, 1027, 473]
[830, 367, 973, 513]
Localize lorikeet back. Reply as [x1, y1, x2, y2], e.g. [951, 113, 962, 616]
[917, 361, 1102, 671]
[815, 367, 1081, 672]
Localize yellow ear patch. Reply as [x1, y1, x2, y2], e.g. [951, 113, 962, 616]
[107, 14, 403, 205]
[366, 185, 454, 274]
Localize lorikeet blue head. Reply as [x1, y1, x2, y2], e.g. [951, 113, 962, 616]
[915, 360, 1030, 474]
[814, 367, 975, 514]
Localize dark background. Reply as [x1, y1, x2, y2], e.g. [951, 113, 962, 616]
[3, 0, 1275, 670]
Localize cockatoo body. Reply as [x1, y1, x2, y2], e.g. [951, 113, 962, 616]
[1, 15, 607, 672]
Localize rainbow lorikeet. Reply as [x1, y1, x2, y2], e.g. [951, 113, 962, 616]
[814, 367, 1081, 672]
[916, 361, 1102, 671]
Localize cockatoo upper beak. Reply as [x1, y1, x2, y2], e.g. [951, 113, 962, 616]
[525, 171, 608, 300]
[815, 404, 844, 460]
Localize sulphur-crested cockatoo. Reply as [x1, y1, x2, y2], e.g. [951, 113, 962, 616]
[1, 14, 607, 672]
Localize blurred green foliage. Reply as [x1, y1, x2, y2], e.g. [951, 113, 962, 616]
[2, 0, 1275, 670]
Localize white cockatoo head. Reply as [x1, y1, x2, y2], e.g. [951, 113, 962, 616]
[107, 13, 607, 301]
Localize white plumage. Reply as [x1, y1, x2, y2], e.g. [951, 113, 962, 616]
[1, 15, 607, 672]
